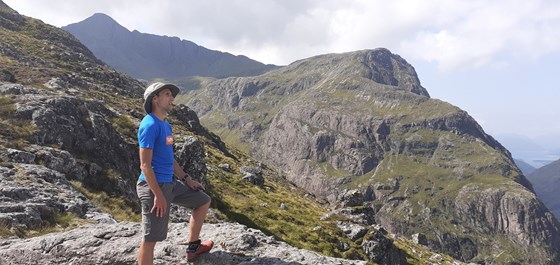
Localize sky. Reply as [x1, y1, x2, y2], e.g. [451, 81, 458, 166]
[4, 0, 560, 163]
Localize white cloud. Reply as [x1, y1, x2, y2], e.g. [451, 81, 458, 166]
[398, 0, 560, 71]
[3, 0, 560, 140]
[5, 0, 560, 68]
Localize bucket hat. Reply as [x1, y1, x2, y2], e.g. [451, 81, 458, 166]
[143, 82, 180, 113]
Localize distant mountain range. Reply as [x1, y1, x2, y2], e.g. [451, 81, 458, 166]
[495, 133, 560, 168]
[62, 13, 277, 80]
[528, 159, 560, 220]
[515, 159, 537, 175]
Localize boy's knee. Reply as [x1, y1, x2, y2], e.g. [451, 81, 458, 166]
[140, 241, 157, 249]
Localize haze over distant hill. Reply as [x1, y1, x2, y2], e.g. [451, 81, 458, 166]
[528, 159, 560, 220]
[515, 159, 537, 175]
[62, 13, 277, 80]
[494, 133, 559, 168]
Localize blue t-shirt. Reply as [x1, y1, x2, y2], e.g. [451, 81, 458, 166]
[138, 113, 174, 183]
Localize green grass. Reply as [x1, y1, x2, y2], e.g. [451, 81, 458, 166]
[0, 96, 38, 148]
[0, 225, 12, 238]
[70, 180, 141, 222]
[28, 212, 88, 237]
[204, 145, 367, 259]
[394, 236, 461, 265]
[0, 212, 89, 239]
[112, 115, 136, 140]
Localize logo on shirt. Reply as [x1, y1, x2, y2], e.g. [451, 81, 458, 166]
[166, 135, 174, 145]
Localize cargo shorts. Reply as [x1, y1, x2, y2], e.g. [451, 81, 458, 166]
[136, 180, 211, 242]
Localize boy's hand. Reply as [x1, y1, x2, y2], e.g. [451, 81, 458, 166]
[186, 177, 205, 191]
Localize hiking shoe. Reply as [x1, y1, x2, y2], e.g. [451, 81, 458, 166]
[186, 240, 213, 261]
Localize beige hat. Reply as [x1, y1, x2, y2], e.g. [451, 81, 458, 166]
[143, 82, 180, 113]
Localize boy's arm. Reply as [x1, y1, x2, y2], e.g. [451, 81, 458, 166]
[174, 160, 204, 191]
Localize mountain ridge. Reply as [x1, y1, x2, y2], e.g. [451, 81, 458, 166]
[62, 13, 278, 79]
[528, 159, 560, 220]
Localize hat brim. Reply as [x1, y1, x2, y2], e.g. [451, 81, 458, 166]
[143, 84, 180, 113]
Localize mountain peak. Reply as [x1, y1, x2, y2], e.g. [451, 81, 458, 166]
[0, 0, 11, 9]
[87, 12, 120, 24]
[64, 12, 130, 34]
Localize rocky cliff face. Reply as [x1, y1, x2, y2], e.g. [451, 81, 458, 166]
[183, 48, 560, 264]
[62, 13, 277, 79]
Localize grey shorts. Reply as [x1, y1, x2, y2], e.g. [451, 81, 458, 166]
[136, 180, 211, 242]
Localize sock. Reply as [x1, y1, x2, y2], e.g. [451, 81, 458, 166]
[187, 239, 201, 253]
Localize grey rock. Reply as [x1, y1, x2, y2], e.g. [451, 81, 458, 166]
[174, 135, 207, 183]
[338, 241, 350, 251]
[5, 148, 35, 164]
[411, 233, 427, 246]
[0, 69, 16, 83]
[0, 83, 36, 94]
[242, 172, 265, 186]
[170, 104, 231, 157]
[335, 221, 368, 241]
[44, 77, 67, 89]
[240, 166, 265, 186]
[330, 207, 376, 226]
[0, 222, 368, 265]
[218, 163, 232, 171]
[239, 166, 262, 175]
[337, 189, 365, 207]
[0, 164, 102, 230]
[361, 229, 406, 265]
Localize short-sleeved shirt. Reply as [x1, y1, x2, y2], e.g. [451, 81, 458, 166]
[138, 113, 174, 183]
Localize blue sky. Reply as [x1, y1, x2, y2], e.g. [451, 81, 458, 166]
[5, 0, 560, 163]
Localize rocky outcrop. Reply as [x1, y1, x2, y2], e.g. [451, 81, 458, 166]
[1, 80, 213, 209]
[0, 164, 111, 231]
[0, 221, 367, 265]
[170, 104, 231, 157]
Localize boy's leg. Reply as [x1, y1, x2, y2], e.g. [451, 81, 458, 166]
[138, 241, 156, 265]
[188, 200, 211, 242]
[171, 180, 213, 261]
[171, 180, 211, 242]
[137, 181, 173, 264]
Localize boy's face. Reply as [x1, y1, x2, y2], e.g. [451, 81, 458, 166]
[153, 88, 175, 113]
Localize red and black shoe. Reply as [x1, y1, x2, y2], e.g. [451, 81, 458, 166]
[186, 240, 214, 261]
